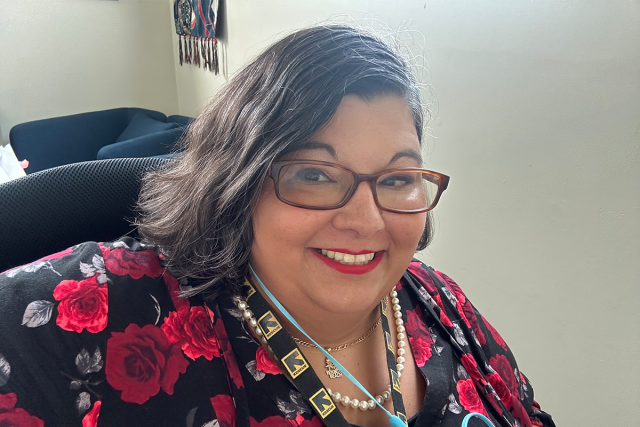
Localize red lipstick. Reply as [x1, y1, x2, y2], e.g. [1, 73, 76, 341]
[312, 250, 384, 275]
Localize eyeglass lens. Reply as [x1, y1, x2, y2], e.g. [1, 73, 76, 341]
[276, 163, 440, 211]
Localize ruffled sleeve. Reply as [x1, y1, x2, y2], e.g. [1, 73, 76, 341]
[407, 260, 556, 427]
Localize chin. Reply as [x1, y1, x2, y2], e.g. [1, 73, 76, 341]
[307, 281, 390, 313]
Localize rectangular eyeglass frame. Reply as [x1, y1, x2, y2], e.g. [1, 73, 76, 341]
[269, 160, 450, 214]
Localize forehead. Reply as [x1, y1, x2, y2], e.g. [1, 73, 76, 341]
[292, 94, 421, 168]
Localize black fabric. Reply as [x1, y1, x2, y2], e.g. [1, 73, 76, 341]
[0, 158, 169, 272]
[0, 238, 555, 427]
[379, 296, 407, 421]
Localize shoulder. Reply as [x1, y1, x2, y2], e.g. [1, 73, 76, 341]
[0, 237, 166, 293]
[0, 237, 184, 331]
[99, 237, 165, 280]
[404, 258, 505, 348]
[0, 240, 105, 324]
[405, 258, 466, 301]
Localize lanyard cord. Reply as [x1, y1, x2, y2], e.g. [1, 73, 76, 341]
[462, 413, 496, 427]
[248, 265, 407, 427]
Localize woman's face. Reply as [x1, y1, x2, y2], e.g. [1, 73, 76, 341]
[250, 94, 427, 315]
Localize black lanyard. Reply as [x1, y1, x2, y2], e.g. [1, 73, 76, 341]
[242, 278, 408, 426]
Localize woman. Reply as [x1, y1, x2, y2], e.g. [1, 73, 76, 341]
[0, 26, 554, 427]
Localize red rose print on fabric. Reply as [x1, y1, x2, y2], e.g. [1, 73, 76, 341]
[106, 324, 189, 404]
[407, 262, 438, 294]
[250, 416, 324, 427]
[163, 273, 190, 312]
[299, 417, 324, 427]
[210, 394, 236, 427]
[456, 379, 488, 416]
[406, 306, 429, 336]
[82, 400, 101, 427]
[484, 390, 504, 417]
[255, 347, 281, 375]
[54, 274, 108, 333]
[431, 294, 453, 327]
[520, 372, 527, 385]
[486, 373, 512, 403]
[405, 306, 434, 366]
[214, 316, 244, 390]
[509, 395, 533, 427]
[161, 306, 220, 360]
[489, 354, 519, 399]
[462, 301, 486, 345]
[101, 246, 164, 279]
[409, 336, 433, 367]
[432, 271, 468, 328]
[0, 393, 44, 427]
[482, 315, 508, 350]
[460, 354, 483, 382]
[436, 271, 466, 305]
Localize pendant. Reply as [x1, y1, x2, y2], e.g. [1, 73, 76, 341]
[325, 357, 342, 379]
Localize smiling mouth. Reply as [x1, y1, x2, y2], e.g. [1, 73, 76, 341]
[315, 249, 378, 266]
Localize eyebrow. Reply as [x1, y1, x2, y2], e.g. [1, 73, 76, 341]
[288, 142, 422, 166]
[290, 141, 337, 159]
[388, 149, 423, 166]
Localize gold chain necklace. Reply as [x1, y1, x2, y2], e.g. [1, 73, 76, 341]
[291, 315, 382, 351]
[293, 316, 382, 379]
[290, 297, 386, 379]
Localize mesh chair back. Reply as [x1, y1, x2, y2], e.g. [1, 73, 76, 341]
[0, 157, 169, 273]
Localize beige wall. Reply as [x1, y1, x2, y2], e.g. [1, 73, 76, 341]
[0, 0, 179, 144]
[173, 1, 640, 426]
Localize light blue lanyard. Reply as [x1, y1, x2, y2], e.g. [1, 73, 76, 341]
[249, 265, 406, 427]
[249, 265, 497, 427]
[462, 413, 496, 427]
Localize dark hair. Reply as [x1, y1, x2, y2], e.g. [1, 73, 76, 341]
[136, 25, 432, 298]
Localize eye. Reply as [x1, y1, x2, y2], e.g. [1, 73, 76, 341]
[378, 174, 415, 188]
[294, 168, 334, 183]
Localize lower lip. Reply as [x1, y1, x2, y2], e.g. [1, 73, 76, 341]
[312, 250, 384, 275]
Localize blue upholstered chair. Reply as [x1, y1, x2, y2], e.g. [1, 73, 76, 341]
[9, 108, 193, 174]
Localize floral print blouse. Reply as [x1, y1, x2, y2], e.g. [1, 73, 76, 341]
[0, 238, 554, 427]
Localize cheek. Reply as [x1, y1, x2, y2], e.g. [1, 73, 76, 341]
[251, 188, 329, 264]
[386, 213, 426, 251]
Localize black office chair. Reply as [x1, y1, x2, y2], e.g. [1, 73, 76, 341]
[0, 157, 169, 272]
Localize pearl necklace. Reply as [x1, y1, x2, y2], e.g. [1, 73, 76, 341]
[233, 289, 406, 412]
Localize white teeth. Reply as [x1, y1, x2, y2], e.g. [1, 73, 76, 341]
[318, 250, 377, 266]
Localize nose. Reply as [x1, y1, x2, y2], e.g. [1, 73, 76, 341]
[332, 181, 385, 237]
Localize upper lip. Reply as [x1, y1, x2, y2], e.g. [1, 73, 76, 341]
[315, 248, 380, 254]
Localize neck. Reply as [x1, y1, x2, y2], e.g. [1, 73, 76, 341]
[284, 302, 383, 350]
[251, 277, 385, 349]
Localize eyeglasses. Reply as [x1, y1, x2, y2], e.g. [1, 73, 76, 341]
[269, 160, 449, 214]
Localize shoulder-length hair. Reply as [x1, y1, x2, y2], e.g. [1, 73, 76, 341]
[136, 25, 431, 298]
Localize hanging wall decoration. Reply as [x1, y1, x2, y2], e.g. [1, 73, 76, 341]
[174, 0, 219, 74]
